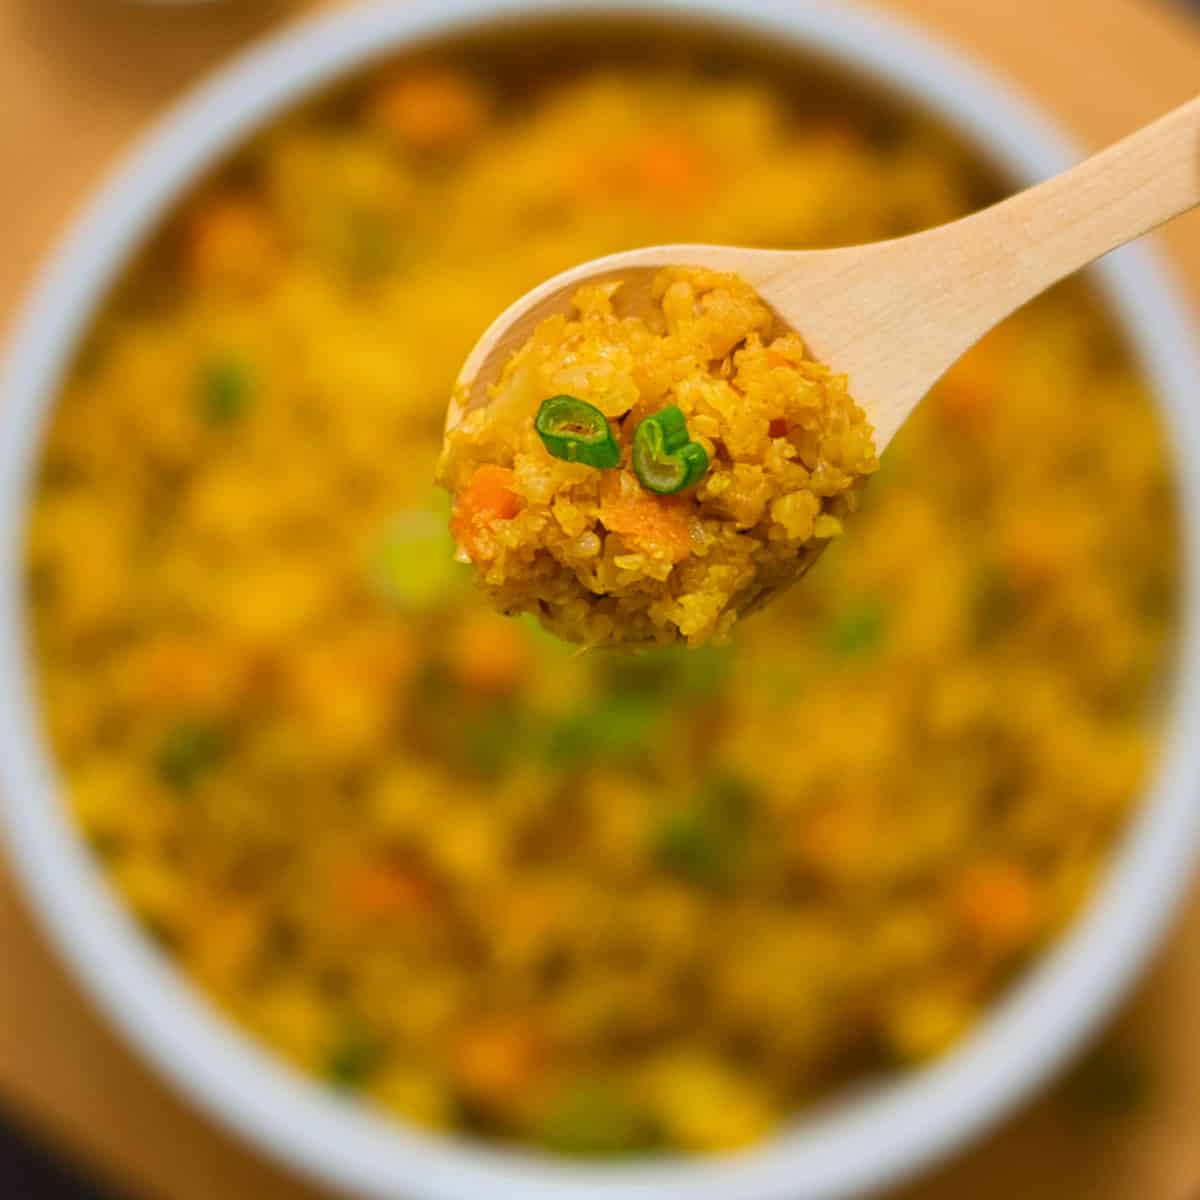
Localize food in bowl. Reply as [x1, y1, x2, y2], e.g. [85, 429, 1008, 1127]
[439, 267, 878, 647]
[25, 38, 1178, 1158]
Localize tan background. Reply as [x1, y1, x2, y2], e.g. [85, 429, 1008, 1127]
[2, 1, 1200, 1197]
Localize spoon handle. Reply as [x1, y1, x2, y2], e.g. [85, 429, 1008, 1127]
[838, 94, 1200, 447]
[944, 93, 1200, 324]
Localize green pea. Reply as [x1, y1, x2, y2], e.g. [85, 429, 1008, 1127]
[539, 1082, 660, 1156]
[602, 644, 731, 702]
[653, 773, 755, 886]
[545, 693, 660, 766]
[827, 597, 887, 658]
[200, 356, 254, 426]
[464, 706, 529, 778]
[339, 207, 400, 280]
[326, 1022, 382, 1091]
[156, 720, 227, 793]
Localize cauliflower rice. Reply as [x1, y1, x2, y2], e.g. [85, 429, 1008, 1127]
[440, 267, 878, 646]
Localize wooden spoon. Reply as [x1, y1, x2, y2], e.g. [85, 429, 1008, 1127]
[449, 95, 1199, 447]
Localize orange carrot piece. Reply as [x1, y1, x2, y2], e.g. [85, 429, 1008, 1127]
[936, 328, 1009, 435]
[635, 133, 707, 204]
[372, 68, 487, 153]
[447, 614, 529, 695]
[187, 195, 277, 290]
[600, 473, 693, 564]
[956, 860, 1040, 952]
[335, 860, 434, 922]
[452, 1020, 540, 1108]
[450, 465, 522, 562]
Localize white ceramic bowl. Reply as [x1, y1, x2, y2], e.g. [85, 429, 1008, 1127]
[3, 3, 1200, 1198]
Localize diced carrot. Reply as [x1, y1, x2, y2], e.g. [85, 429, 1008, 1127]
[936, 329, 1008, 435]
[447, 613, 529, 695]
[346, 626, 419, 688]
[793, 797, 879, 885]
[126, 636, 245, 710]
[768, 417, 790, 438]
[600, 473, 693, 564]
[956, 860, 1039, 952]
[372, 68, 488, 153]
[452, 1019, 540, 1108]
[938, 384, 994, 435]
[335, 859, 435, 922]
[635, 133, 708, 205]
[567, 133, 706, 211]
[449, 465, 523, 562]
[186, 195, 278, 291]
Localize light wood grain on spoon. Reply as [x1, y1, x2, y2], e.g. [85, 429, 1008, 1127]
[451, 94, 1199, 447]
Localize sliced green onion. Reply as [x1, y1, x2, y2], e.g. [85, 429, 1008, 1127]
[631, 405, 708, 495]
[535, 395, 620, 468]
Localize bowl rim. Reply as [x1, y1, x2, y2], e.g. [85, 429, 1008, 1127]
[3, 2, 1200, 1198]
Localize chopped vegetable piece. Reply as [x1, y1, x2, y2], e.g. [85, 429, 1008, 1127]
[464, 706, 529, 777]
[546, 692, 659, 765]
[534, 395, 621, 468]
[200, 357, 253, 426]
[599, 472, 693, 563]
[371, 496, 462, 610]
[540, 1082, 660, 1156]
[335, 859, 435, 922]
[156, 720, 227, 792]
[955, 859, 1039, 953]
[338, 207, 400, 280]
[653, 773, 754, 885]
[602, 644, 730, 702]
[187, 196, 277, 290]
[327, 1021, 382, 1091]
[372, 68, 488, 154]
[631, 405, 708, 494]
[448, 613, 529, 694]
[633, 133, 709, 207]
[654, 812, 725, 884]
[452, 1019, 539, 1109]
[449, 465, 522, 562]
[827, 597, 887, 658]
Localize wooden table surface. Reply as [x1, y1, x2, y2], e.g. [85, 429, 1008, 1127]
[3, 2, 1200, 1198]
